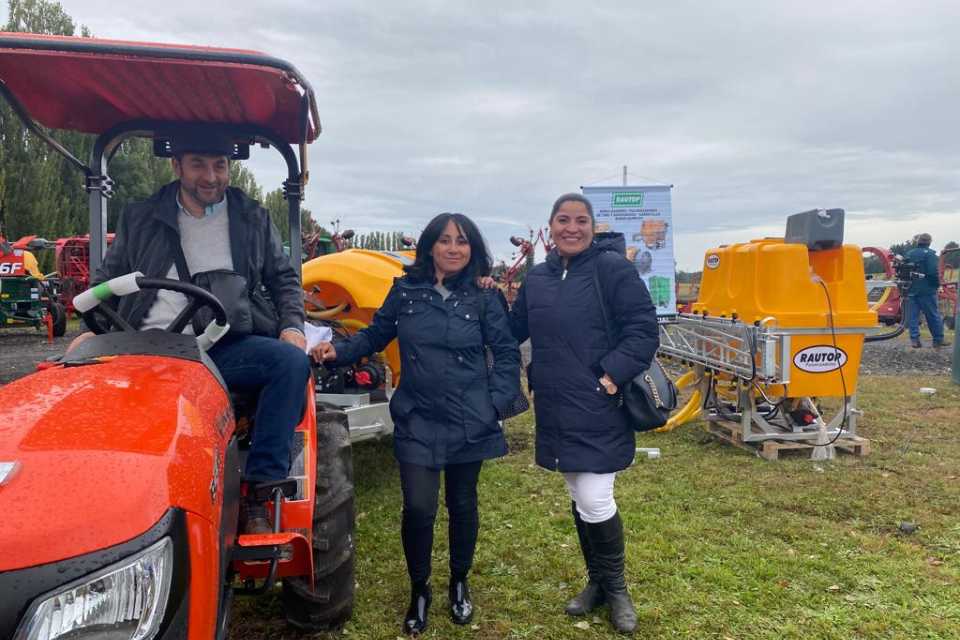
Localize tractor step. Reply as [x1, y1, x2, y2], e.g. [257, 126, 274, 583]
[235, 532, 299, 561]
[235, 531, 310, 562]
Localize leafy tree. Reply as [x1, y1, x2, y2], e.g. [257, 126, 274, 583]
[863, 255, 886, 275]
[0, 1, 92, 244]
[889, 238, 916, 257]
[6, 0, 85, 35]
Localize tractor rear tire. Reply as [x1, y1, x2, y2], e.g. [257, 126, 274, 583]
[49, 302, 67, 337]
[282, 409, 355, 631]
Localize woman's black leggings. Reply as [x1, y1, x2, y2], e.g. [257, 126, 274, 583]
[398, 460, 483, 585]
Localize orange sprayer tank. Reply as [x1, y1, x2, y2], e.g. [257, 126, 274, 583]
[693, 238, 876, 397]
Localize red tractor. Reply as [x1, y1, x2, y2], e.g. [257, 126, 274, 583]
[54, 233, 115, 314]
[862, 246, 902, 325]
[0, 34, 354, 638]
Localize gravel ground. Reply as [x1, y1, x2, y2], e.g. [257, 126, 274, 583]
[0, 325, 954, 388]
[860, 328, 955, 376]
[0, 325, 82, 386]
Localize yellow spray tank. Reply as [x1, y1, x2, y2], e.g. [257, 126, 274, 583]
[693, 237, 875, 397]
[658, 209, 878, 456]
[301, 248, 414, 383]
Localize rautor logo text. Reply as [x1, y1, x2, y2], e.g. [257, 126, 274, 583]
[793, 345, 848, 373]
[612, 192, 644, 208]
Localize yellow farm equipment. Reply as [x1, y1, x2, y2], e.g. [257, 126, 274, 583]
[301, 247, 415, 442]
[657, 209, 877, 458]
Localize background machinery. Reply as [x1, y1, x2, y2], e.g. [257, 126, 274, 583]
[302, 246, 415, 443]
[0, 234, 66, 337]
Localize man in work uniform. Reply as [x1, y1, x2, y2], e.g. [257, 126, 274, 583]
[71, 127, 311, 533]
[905, 233, 950, 348]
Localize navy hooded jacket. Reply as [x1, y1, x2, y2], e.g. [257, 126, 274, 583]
[510, 235, 659, 473]
[333, 275, 521, 469]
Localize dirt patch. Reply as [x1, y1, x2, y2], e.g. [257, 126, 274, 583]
[860, 330, 954, 376]
[0, 325, 81, 386]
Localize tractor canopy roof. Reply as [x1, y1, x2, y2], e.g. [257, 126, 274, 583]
[0, 33, 320, 143]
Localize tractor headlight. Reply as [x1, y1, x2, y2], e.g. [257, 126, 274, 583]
[13, 538, 173, 640]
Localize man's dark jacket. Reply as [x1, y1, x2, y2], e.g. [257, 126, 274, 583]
[92, 181, 304, 335]
[905, 245, 940, 298]
[333, 275, 520, 469]
[510, 235, 660, 473]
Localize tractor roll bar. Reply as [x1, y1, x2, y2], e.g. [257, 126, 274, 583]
[0, 80, 91, 176]
[86, 120, 306, 278]
[0, 93, 307, 279]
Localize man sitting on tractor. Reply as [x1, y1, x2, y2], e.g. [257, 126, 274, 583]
[69, 127, 311, 534]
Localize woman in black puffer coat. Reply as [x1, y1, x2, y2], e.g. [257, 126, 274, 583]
[510, 193, 659, 634]
[314, 213, 520, 636]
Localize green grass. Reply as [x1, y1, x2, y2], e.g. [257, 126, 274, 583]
[231, 375, 960, 639]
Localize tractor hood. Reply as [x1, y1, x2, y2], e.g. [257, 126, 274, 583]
[0, 355, 231, 571]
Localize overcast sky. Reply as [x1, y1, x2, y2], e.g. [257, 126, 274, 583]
[22, 0, 960, 268]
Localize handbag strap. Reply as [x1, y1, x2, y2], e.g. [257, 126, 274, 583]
[164, 224, 204, 334]
[591, 256, 616, 351]
[165, 224, 192, 283]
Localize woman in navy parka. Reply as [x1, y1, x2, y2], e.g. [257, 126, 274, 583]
[314, 213, 520, 635]
[510, 194, 659, 634]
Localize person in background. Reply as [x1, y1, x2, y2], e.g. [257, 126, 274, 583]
[906, 233, 950, 348]
[508, 193, 659, 634]
[313, 213, 520, 635]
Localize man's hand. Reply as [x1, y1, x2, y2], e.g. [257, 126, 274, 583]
[309, 341, 337, 363]
[66, 331, 95, 354]
[280, 328, 306, 351]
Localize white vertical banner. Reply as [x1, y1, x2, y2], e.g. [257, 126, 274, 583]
[581, 185, 676, 317]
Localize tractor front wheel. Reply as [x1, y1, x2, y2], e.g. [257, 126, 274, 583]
[282, 409, 355, 631]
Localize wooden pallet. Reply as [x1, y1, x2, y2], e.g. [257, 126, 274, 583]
[705, 420, 871, 461]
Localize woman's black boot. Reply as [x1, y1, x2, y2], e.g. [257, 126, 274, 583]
[565, 502, 606, 616]
[449, 574, 474, 624]
[585, 512, 637, 634]
[403, 581, 431, 635]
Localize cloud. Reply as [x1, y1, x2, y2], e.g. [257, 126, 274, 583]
[48, 0, 960, 267]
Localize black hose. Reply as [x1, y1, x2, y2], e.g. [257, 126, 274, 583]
[865, 285, 908, 342]
[865, 320, 905, 342]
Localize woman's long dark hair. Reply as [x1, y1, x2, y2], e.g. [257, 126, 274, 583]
[404, 212, 493, 284]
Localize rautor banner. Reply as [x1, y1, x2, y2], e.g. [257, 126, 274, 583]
[582, 185, 676, 317]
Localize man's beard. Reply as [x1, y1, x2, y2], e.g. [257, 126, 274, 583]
[184, 183, 226, 206]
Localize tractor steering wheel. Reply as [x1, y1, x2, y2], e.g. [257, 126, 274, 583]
[75, 273, 230, 350]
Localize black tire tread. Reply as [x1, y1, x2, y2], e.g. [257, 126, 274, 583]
[50, 302, 67, 337]
[282, 409, 355, 631]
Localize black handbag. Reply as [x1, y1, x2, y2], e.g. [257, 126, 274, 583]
[167, 227, 256, 336]
[480, 291, 530, 420]
[592, 262, 677, 431]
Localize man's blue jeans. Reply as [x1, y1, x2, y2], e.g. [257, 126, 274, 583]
[208, 334, 312, 482]
[907, 293, 945, 343]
